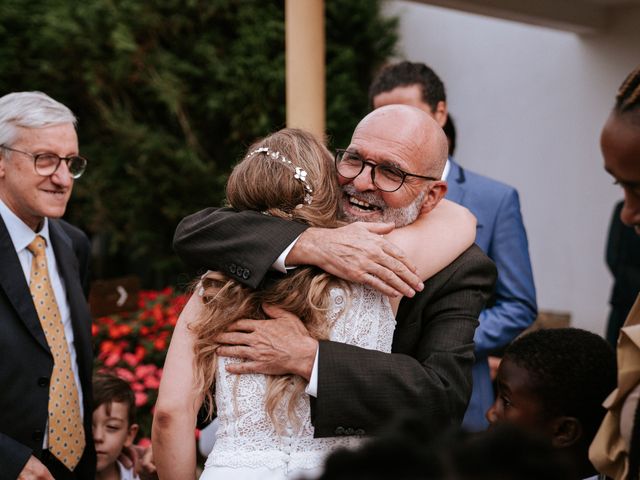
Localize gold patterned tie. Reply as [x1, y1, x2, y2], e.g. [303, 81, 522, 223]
[27, 235, 85, 471]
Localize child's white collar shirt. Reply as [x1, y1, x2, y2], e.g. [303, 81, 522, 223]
[117, 460, 141, 480]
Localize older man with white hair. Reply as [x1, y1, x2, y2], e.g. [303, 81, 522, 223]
[0, 91, 94, 479]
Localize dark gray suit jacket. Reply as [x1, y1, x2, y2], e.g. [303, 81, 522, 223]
[0, 217, 95, 480]
[174, 208, 496, 436]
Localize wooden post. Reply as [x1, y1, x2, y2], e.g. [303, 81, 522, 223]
[285, 0, 325, 140]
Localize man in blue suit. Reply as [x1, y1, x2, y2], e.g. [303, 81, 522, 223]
[370, 61, 537, 430]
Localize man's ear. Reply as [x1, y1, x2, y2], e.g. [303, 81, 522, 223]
[549, 416, 582, 448]
[421, 181, 448, 214]
[125, 423, 139, 447]
[433, 101, 448, 128]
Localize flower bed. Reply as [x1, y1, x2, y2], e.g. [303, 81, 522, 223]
[92, 287, 189, 444]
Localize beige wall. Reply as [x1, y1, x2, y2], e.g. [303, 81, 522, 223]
[386, 1, 640, 334]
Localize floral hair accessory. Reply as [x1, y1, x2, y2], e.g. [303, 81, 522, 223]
[249, 147, 313, 205]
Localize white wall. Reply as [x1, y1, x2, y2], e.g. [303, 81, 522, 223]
[385, 1, 640, 334]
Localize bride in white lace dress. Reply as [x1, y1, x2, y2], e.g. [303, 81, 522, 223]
[153, 128, 475, 480]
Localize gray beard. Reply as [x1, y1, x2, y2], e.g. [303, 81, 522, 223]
[340, 185, 425, 227]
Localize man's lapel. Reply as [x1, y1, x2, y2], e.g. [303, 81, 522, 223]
[444, 158, 466, 205]
[444, 159, 484, 235]
[49, 220, 93, 377]
[0, 216, 50, 351]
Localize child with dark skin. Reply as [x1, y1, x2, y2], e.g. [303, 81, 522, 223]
[316, 417, 572, 480]
[486, 328, 616, 480]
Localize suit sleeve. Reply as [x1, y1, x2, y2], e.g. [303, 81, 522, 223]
[311, 249, 497, 437]
[474, 189, 537, 357]
[0, 433, 31, 479]
[173, 207, 309, 289]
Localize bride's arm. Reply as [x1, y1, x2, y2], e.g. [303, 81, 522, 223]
[386, 198, 477, 282]
[152, 293, 205, 480]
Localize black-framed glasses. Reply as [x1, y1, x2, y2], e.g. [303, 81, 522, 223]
[334, 149, 438, 192]
[1, 145, 87, 179]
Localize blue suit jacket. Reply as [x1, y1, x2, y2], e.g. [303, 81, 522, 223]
[446, 159, 537, 431]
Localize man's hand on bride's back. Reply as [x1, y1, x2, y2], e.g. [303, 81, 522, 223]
[287, 222, 423, 299]
[215, 304, 318, 380]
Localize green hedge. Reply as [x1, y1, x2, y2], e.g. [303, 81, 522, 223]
[0, 0, 398, 287]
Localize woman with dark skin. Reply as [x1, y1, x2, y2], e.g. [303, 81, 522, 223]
[588, 64, 640, 480]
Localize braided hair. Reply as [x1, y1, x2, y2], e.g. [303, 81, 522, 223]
[614, 65, 640, 122]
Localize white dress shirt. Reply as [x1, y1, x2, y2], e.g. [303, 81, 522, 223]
[442, 158, 451, 181]
[118, 460, 141, 480]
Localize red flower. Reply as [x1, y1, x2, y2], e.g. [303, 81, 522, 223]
[134, 345, 146, 362]
[108, 324, 122, 339]
[119, 324, 133, 336]
[175, 295, 188, 308]
[153, 337, 167, 351]
[134, 392, 148, 407]
[131, 381, 145, 392]
[122, 352, 139, 367]
[93, 287, 188, 442]
[151, 304, 163, 323]
[137, 437, 151, 448]
[135, 364, 157, 379]
[99, 316, 115, 325]
[143, 375, 160, 390]
[115, 367, 136, 383]
[109, 324, 133, 338]
[99, 340, 116, 355]
[144, 291, 158, 301]
[103, 352, 121, 367]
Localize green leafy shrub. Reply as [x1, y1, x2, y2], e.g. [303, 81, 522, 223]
[0, 0, 397, 287]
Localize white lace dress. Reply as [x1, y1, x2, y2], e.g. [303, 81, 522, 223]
[199, 284, 396, 480]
